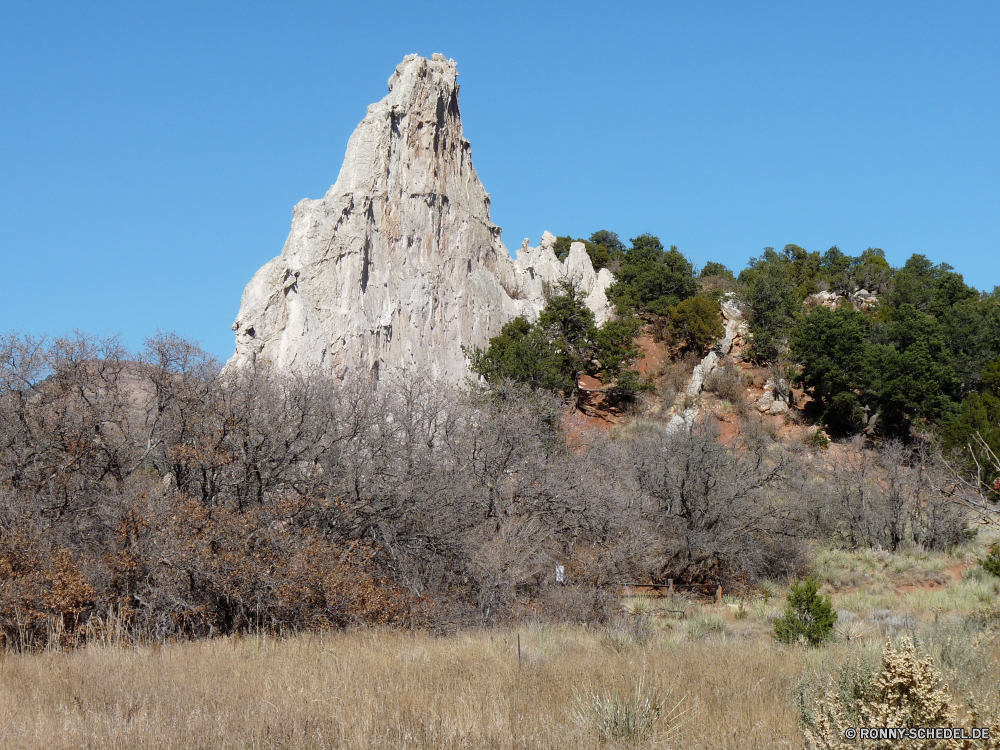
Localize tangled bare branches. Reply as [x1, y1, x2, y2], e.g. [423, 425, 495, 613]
[0, 330, 975, 646]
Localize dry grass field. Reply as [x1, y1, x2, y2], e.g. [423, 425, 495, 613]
[3, 614, 994, 750]
[0, 623, 813, 750]
[4, 535, 1000, 749]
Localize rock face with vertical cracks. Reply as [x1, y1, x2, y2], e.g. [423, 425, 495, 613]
[228, 53, 612, 383]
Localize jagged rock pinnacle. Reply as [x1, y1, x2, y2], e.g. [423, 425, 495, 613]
[228, 54, 612, 382]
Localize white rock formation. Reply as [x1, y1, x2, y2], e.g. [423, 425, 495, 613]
[666, 406, 700, 434]
[718, 294, 746, 356]
[685, 350, 720, 399]
[756, 376, 792, 415]
[679, 293, 745, 403]
[665, 296, 744, 433]
[755, 390, 775, 412]
[228, 54, 612, 383]
[768, 399, 789, 416]
[804, 289, 879, 312]
[851, 289, 878, 310]
[511, 234, 615, 325]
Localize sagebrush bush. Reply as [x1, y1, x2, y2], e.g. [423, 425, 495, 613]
[800, 637, 1000, 750]
[704, 361, 746, 404]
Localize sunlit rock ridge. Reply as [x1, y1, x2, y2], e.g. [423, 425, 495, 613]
[228, 53, 612, 383]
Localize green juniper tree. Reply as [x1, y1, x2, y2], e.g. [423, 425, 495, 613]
[698, 261, 734, 280]
[668, 296, 725, 353]
[738, 249, 799, 362]
[774, 578, 837, 646]
[607, 235, 699, 316]
[471, 282, 646, 398]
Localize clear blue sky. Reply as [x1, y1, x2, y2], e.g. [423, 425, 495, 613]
[2, 1, 998, 362]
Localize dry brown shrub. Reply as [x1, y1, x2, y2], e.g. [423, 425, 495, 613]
[625, 421, 806, 584]
[0, 331, 817, 645]
[810, 442, 969, 553]
[657, 351, 700, 408]
[1, 487, 428, 649]
[0, 535, 96, 648]
[539, 584, 614, 623]
[699, 275, 739, 295]
[704, 359, 748, 412]
[103, 492, 429, 637]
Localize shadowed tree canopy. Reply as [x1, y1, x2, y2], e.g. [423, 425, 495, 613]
[943, 356, 1000, 486]
[738, 248, 800, 362]
[791, 300, 969, 436]
[588, 230, 626, 255]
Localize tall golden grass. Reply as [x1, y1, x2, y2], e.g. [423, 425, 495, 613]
[0, 625, 810, 749]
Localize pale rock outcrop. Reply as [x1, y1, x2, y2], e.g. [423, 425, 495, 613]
[511, 232, 564, 306]
[666, 406, 700, 434]
[720, 296, 743, 324]
[590, 272, 616, 325]
[851, 289, 878, 310]
[718, 294, 746, 356]
[566, 242, 615, 325]
[756, 376, 792, 415]
[803, 290, 841, 310]
[666, 295, 744, 433]
[511, 235, 615, 325]
[228, 54, 613, 383]
[685, 350, 720, 399]
[804, 289, 879, 312]
[681, 293, 744, 403]
[755, 390, 775, 413]
[668, 290, 799, 428]
[768, 399, 789, 416]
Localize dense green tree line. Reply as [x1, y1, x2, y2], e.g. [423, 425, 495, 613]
[737, 245, 893, 361]
[789, 257, 1000, 438]
[941, 357, 1000, 485]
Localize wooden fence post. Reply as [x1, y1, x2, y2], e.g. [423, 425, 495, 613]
[716, 585, 722, 605]
[668, 579, 673, 596]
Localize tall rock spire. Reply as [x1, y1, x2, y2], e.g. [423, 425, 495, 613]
[228, 54, 611, 382]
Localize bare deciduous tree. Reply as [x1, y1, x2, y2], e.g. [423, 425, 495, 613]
[627, 420, 807, 583]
